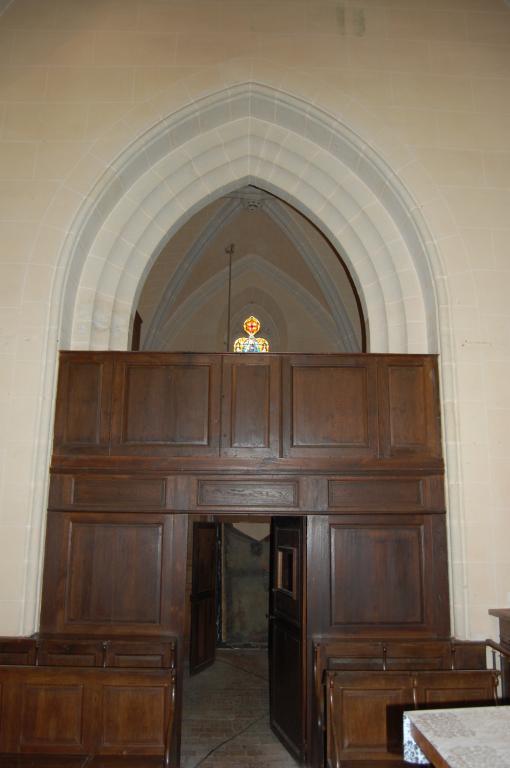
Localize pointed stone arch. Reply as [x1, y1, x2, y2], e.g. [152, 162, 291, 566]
[24, 78, 471, 640]
[57, 84, 439, 356]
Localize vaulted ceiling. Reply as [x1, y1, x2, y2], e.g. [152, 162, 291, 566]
[137, 187, 364, 353]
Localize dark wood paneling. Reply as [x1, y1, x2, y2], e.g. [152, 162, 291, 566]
[331, 523, 425, 626]
[0, 639, 37, 666]
[197, 480, 298, 508]
[0, 667, 175, 758]
[328, 475, 444, 512]
[105, 641, 175, 670]
[20, 684, 85, 749]
[66, 521, 163, 625]
[53, 354, 113, 455]
[326, 670, 497, 764]
[110, 354, 221, 457]
[36, 640, 104, 668]
[378, 357, 441, 461]
[40, 513, 188, 638]
[282, 356, 378, 459]
[189, 523, 217, 675]
[307, 514, 449, 638]
[269, 517, 306, 761]
[221, 355, 281, 457]
[49, 475, 167, 511]
[101, 686, 166, 749]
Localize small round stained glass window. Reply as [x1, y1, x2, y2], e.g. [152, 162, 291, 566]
[233, 316, 269, 353]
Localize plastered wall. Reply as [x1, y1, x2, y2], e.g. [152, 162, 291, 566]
[0, 0, 509, 638]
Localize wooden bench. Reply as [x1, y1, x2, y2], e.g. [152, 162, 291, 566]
[311, 638, 498, 766]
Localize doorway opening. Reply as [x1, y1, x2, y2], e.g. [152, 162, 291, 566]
[181, 514, 306, 768]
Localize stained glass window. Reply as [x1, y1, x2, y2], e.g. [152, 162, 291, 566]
[233, 316, 269, 353]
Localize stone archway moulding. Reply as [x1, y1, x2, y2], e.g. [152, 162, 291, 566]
[63, 84, 436, 354]
[24, 80, 469, 641]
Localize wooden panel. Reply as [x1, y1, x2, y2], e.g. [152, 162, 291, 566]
[331, 522, 425, 626]
[326, 670, 497, 764]
[101, 686, 166, 748]
[36, 640, 104, 668]
[20, 684, 85, 749]
[110, 354, 221, 456]
[197, 480, 298, 508]
[328, 475, 444, 512]
[269, 517, 306, 761]
[282, 356, 378, 459]
[66, 522, 162, 625]
[416, 671, 498, 705]
[106, 641, 175, 670]
[0, 666, 175, 758]
[378, 357, 441, 461]
[40, 512, 188, 637]
[189, 523, 217, 675]
[221, 355, 280, 457]
[327, 671, 413, 762]
[53, 354, 113, 455]
[0, 638, 36, 666]
[307, 514, 450, 638]
[72, 477, 166, 509]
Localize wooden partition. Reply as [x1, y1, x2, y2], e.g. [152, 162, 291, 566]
[36, 351, 452, 767]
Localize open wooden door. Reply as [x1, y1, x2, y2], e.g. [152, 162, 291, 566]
[269, 516, 306, 762]
[189, 521, 218, 675]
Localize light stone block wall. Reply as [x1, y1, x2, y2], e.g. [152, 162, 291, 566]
[0, 0, 509, 639]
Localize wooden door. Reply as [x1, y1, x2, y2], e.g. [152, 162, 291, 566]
[269, 517, 306, 762]
[189, 522, 218, 675]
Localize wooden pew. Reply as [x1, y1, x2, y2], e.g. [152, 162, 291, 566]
[312, 637, 498, 766]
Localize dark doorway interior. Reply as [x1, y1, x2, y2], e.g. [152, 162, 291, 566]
[183, 514, 305, 767]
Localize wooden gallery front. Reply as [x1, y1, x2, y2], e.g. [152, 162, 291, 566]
[0, 352, 501, 766]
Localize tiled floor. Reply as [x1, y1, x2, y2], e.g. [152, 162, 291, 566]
[181, 649, 299, 768]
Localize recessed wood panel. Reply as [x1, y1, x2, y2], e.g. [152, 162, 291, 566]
[40, 512, 187, 637]
[379, 357, 441, 461]
[283, 356, 378, 458]
[328, 475, 444, 512]
[21, 684, 84, 747]
[106, 641, 175, 670]
[110, 354, 220, 456]
[221, 356, 280, 457]
[197, 480, 298, 508]
[330, 523, 425, 626]
[0, 638, 36, 666]
[326, 670, 497, 765]
[414, 670, 498, 705]
[0, 666, 175, 758]
[66, 522, 163, 625]
[101, 686, 166, 747]
[72, 477, 166, 509]
[36, 640, 104, 668]
[53, 355, 113, 455]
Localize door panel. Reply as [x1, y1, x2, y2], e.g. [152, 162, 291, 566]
[189, 522, 218, 675]
[269, 517, 306, 762]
